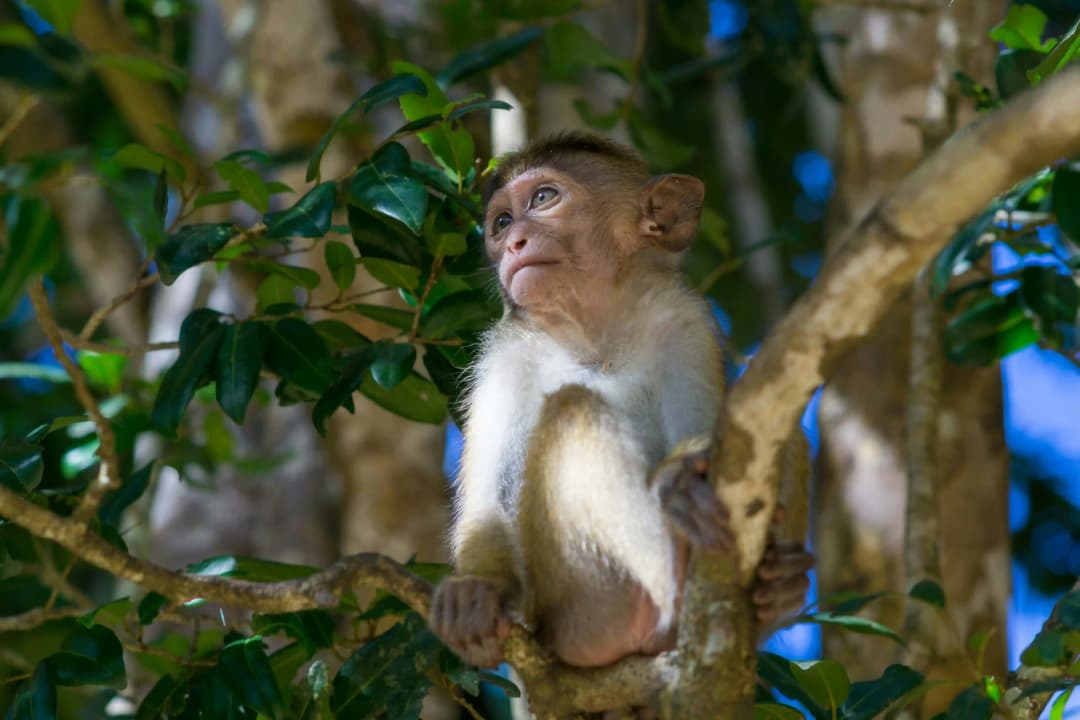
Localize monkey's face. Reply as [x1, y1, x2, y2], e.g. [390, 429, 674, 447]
[484, 168, 627, 316]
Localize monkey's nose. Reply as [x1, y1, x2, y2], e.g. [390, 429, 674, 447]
[510, 235, 528, 252]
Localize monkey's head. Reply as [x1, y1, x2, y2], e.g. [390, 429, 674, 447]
[483, 132, 705, 320]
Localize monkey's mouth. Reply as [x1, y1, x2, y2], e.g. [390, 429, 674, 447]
[507, 258, 561, 283]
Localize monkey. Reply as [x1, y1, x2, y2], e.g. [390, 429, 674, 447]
[430, 132, 813, 673]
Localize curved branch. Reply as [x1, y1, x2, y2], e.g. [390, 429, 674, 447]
[675, 65, 1080, 717]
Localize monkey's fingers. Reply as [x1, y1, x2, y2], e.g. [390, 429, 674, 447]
[756, 549, 815, 582]
[753, 575, 811, 623]
[663, 485, 734, 550]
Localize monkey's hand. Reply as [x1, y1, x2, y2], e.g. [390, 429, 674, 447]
[753, 540, 814, 625]
[431, 575, 513, 668]
[652, 442, 734, 551]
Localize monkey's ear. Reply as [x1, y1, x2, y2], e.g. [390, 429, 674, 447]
[639, 174, 705, 252]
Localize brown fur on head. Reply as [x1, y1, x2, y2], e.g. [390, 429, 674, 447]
[483, 131, 650, 206]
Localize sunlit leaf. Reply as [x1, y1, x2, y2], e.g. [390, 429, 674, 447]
[989, 4, 1054, 52]
[215, 159, 270, 214]
[392, 61, 474, 182]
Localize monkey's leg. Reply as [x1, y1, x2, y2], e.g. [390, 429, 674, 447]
[518, 385, 678, 668]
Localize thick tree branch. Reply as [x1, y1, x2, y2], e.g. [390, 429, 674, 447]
[674, 66, 1080, 718]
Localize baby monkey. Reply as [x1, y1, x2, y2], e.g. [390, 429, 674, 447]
[431, 133, 813, 670]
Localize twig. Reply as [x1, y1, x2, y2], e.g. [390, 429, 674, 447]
[28, 279, 121, 521]
[0, 606, 86, 633]
[0, 93, 39, 147]
[79, 273, 160, 341]
[408, 255, 444, 341]
[61, 330, 179, 356]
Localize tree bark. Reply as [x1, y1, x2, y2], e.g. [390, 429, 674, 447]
[812, 4, 1009, 710]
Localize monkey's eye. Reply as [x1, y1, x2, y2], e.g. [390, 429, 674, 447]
[492, 213, 513, 234]
[529, 186, 559, 209]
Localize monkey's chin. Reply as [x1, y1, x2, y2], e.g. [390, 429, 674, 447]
[509, 266, 561, 309]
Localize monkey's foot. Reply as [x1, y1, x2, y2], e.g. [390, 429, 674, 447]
[753, 543, 814, 624]
[431, 575, 512, 668]
[654, 447, 733, 551]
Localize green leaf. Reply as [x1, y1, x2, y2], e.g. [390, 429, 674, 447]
[573, 97, 622, 130]
[476, 669, 521, 698]
[348, 205, 428, 265]
[933, 208, 996, 295]
[1059, 591, 1080, 628]
[218, 636, 283, 718]
[757, 652, 828, 720]
[325, 240, 357, 290]
[1052, 165, 1080, 242]
[153, 168, 168, 228]
[242, 258, 322, 290]
[989, 4, 1054, 52]
[156, 223, 236, 285]
[312, 350, 372, 435]
[332, 614, 439, 719]
[359, 371, 447, 425]
[791, 660, 851, 710]
[51, 624, 126, 687]
[9, 661, 57, 720]
[79, 598, 132, 628]
[370, 341, 417, 390]
[89, 53, 186, 90]
[755, 703, 804, 720]
[445, 98, 513, 122]
[253, 611, 335, 654]
[98, 462, 154, 528]
[628, 110, 696, 167]
[0, 443, 43, 492]
[311, 319, 371, 352]
[794, 611, 905, 646]
[215, 159, 270, 214]
[840, 665, 924, 720]
[427, 232, 467, 257]
[193, 189, 241, 209]
[436, 26, 544, 87]
[264, 182, 337, 239]
[1051, 687, 1073, 720]
[910, 579, 946, 609]
[265, 318, 336, 396]
[995, 49, 1044, 100]
[945, 292, 1040, 365]
[0, 362, 70, 384]
[136, 675, 182, 720]
[363, 257, 422, 291]
[350, 303, 415, 331]
[1021, 629, 1069, 666]
[151, 309, 225, 437]
[156, 123, 195, 160]
[186, 555, 317, 581]
[0, 23, 37, 48]
[392, 61, 474, 183]
[350, 142, 429, 234]
[544, 21, 631, 80]
[256, 275, 300, 314]
[420, 290, 497, 339]
[0, 195, 59, 317]
[110, 143, 185, 184]
[215, 321, 266, 424]
[945, 685, 993, 720]
[78, 349, 127, 393]
[306, 74, 427, 182]
[138, 592, 168, 625]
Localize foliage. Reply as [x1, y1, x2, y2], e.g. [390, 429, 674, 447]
[0, 0, 1078, 718]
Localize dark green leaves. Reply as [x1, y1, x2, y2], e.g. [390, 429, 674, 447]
[216, 321, 267, 424]
[792, 610, 905, 646]
[324, 241, 357, 290]
[156, 223, 236, 285]
[50, 623, 127, 688]
[332, 614, 439, 719]
[214, 160, 270, 213]
[266, 318, 336, 396]
[307, 73, 427, 182]
[218, 636, 284, 718]
[944, 685, 994, 720]
[1053, 165, 1080, 242]
[0, 194, 59, 317]
[1059, 590, 1080, 628]
[99, 463, 154, 528]
[264, 182, 337, 239]
[436, 26, 544, 87]
[420, 291, 498, 340]
[252, 611, 335, 654]
[840, 665, 924, 720]
[152, 309, 225, 437]
[0, 443, 44, 491]
[371, 341, 416, 390]
[944, 293, 1039, 366]
[349, 142, 428, 234]
[790, 660, 851, 711]
[909, 579, 946, 609]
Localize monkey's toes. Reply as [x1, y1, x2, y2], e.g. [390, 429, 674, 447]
[431, 576, 508, 668]
[659, 464, 733, 550]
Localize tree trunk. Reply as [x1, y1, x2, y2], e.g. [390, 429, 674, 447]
[812, 2, 1009, 712]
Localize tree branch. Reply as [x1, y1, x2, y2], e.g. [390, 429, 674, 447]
[28, 278, 120, 522]
[673, 65, 1080, 718]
